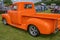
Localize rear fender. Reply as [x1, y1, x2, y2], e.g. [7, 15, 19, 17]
[26, 18, 56, 34]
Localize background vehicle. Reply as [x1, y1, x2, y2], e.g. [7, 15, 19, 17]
[0, 0, 8, 12]
[51, 6, 60, 13]
[2, 2, 60, 37]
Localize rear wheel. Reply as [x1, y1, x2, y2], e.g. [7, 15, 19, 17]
[2, 19, 7, 25]
[28, 25, 39, 37]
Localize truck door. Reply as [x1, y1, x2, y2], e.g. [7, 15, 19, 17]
[9, 5, 18, 24]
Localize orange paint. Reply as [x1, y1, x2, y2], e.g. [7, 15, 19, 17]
[2, 2, 60, 35]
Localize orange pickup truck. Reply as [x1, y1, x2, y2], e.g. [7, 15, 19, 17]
[2, 2, 60, 36]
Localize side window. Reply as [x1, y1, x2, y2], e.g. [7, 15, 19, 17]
[12, 5, 17, 10]
[24, 4, 32, 9]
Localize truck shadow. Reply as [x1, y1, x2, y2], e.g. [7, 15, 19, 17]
[3, 24, 60, 38]
[38, 32, 59, 38]
[10, 25, 59, 38]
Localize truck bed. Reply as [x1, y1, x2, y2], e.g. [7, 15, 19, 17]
[34, 13, 60, 20]
[22, 12, 60, 20]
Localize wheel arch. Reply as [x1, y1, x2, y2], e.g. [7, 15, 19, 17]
[26, 18, 52, 34]
[2, 14, 11, 24]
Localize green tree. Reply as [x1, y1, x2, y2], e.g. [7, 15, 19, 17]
[4, 0, 12, 6]
[35, 0, 60, 5]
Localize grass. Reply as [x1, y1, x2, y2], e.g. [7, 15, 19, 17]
[44, 9, 51, 13]
[0, 14, 60, 40]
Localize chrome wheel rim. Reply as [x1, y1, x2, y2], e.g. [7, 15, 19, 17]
[3, 19, 7, 24]
[29, 26, 38, 36]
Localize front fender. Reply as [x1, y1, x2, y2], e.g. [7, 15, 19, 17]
[2, 14, 11, 24]
[26, 18, 54, 34]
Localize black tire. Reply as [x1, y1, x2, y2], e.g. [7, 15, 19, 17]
[2, 19, 7, 25]
[28, 25, 39, 37]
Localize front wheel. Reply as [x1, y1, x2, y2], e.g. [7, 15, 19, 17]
[28, 25, 40, 37]
[2, 19, 7, 25]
